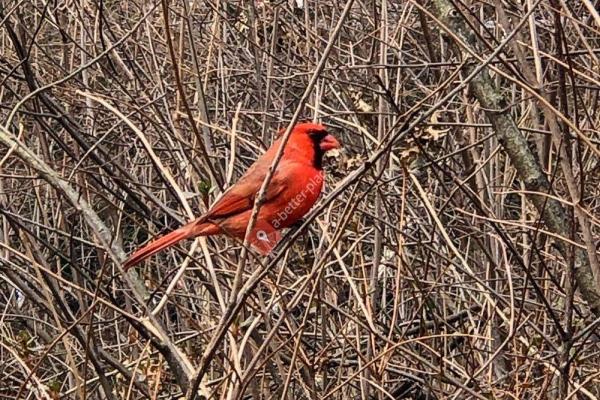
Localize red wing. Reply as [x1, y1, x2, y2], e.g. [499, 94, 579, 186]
[206, 158, 288, 221]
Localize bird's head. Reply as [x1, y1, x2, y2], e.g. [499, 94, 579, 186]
[279, 122, 341, 169]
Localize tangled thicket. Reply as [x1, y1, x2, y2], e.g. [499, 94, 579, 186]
[1, 0, 600, 399]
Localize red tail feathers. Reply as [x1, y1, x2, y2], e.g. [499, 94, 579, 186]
[123, 220, 218, 270]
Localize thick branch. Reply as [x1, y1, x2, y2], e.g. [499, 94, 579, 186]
[431, 0, 600, 315]
[0, 125, 199, 393]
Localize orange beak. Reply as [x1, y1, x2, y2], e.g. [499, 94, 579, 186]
[320, 134, 341, 152]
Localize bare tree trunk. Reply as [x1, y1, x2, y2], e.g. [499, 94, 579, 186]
[430, 0, 600, 316]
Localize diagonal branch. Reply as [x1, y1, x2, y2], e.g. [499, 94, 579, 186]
[430, 0, 600, 315]
[0, 125, 203, 394]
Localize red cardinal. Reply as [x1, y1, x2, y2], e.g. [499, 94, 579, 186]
[124, 122, 340, 269]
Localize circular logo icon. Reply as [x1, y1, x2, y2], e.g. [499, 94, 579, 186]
[256, 230, 268, 242]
